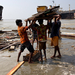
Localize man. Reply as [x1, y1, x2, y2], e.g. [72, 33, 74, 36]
[47, 19, 52, 38]
[50, 16, 61, 59]
[31, 20, 39, 49]
[32, 19, 49, 62]
[56, 15, 61, 39]
[16, 19, 34, 63]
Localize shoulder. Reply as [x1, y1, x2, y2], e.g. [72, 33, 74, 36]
[18, 26, 24, 30]
[25, 26, 28, 28]
[20, 26, 25, 30]
[19, 26, 28, 31]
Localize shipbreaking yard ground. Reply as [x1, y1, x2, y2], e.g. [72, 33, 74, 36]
[0, 36, 75, 75]
[0, 32, 75, 75]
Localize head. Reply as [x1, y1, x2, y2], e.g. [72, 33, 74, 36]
[48, 18, 52, 22]
[57, 15, 61, 21]
[15, 19, 22, 27]
[33, 20, 36, 24]
[38, 19, 43, 24]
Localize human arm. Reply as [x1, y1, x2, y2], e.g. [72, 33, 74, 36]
[24, 19, 33, 30]
[29, 19, 38, 31]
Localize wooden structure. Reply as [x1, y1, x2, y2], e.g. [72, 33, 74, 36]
[37, 6, 48, 13]
[23, 50, 40, 61]
[25, 6, 60, 20]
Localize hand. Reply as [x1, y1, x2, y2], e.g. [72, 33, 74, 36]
[25, 18, 29, 22]
[32, 18, 36, 22]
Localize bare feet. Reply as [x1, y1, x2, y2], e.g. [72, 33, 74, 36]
[56, 55, 61, 58]
[39, 58, 43, 62]
[28, 61, 33, 63]
[17, 59, 19, 62]
[43, 58, 47, 61]
[51, 56, 56, 59]
[35, 46, 38, 49]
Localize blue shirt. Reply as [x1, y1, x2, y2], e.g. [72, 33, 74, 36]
[50, 21, 61, 38]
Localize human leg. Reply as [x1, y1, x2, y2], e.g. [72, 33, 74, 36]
[36, 39, 38, 49]
[51, 46, 61, 59]
[39, 50, 43, 62]
[43, 42, 46, 60]
[32, 39, 35, 47]
[43, 49, 47, 60]
[28, 52, 33, 63]
[56, 46, 61, 58]
[51, 46, 56, 59]
[51, 36, 59, 59]
[17, 43, 25, 62]
[17, 51, 22, 62]
[26, 41, 34, 63]
[32, 34, 35, 46]
[38, 42, 43, 62]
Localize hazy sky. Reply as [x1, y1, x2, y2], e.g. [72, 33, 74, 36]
[0, 0, 75, 19]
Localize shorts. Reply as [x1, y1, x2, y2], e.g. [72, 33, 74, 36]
[48, 29, 51, 33]
[33, 34, 38, 41]
[51, 36, 59, 46]
[48, 31, 51, 33]
[20, 41, 34, 53]
[39, 41, 46, 50]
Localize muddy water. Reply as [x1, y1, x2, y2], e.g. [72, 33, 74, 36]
[14, 38, 75, 75]
[0, 38, 75, 75]
[0, 19, 75, 75]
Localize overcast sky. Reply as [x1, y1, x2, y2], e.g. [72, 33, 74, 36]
[0, 0, 75, 19]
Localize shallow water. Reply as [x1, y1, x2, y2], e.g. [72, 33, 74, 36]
[14, 38, 75, 75]
[0, 19, 75, 33]
[0, 38, 74, 75]
[0, 19, 75, 75]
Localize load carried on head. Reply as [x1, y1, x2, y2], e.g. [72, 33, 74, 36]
[25, 5, 60, 21]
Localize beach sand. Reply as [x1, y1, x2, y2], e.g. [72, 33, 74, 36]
[0, 37, 75, 75]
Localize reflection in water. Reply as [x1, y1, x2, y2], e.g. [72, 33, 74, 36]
[14, 39, 75, 75]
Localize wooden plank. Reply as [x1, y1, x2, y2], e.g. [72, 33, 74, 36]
[25, 6, 60, 20]
[6, 61, 25, 75]
[23, 50, 40, 61]
[0, 42, 20, 51]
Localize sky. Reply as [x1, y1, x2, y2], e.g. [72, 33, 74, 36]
[0, 0, 75, 19]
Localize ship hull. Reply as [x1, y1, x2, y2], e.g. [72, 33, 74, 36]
[61, 13, 75, 19]
[0, 6, 3, 20]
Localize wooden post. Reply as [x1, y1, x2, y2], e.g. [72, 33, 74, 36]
[6, 61, 25, 75]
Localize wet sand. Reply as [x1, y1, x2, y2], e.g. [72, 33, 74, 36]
[0, 37, 75, 75]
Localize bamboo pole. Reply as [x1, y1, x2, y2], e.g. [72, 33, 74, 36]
[6, 61, 25, 75]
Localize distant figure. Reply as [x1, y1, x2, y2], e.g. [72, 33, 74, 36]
[15, 19, 34, 63]
[50, 16, 61, 59]
[32, 19, 49, 62]
[47, 18, 52, 38]
[31, 20, 39, 49]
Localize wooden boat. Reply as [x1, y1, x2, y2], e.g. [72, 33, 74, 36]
[25, 6, 60, 20]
